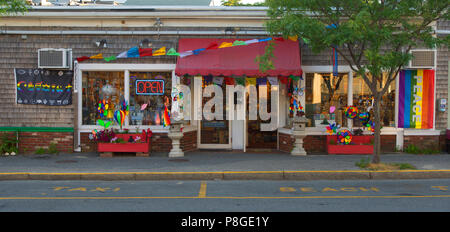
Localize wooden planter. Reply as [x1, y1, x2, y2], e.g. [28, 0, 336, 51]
[98, 133, 151, 157]
[326, 135, 374, 155]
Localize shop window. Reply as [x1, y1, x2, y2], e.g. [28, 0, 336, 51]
[352, 73, 396, 127]
[82, 71, 124, 126]
[129, 72, 172, 126]
[305, 73, 349, 127]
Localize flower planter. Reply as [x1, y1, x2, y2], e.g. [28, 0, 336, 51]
[97, 133, 151, 157]
[326, 135, 373, 155]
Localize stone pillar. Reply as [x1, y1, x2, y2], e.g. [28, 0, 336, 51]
[168, 120, 184, 157]
[291, 116, 307, 156]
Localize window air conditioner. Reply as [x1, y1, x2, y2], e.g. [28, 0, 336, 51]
[38, 48, 72, 69]
[408, 50, 435, 69]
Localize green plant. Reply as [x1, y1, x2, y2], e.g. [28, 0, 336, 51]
[35, 147, 46, 155]
[329, 139, 336, 145]
[0, 133, 18, 154]
[404, 144, 440, 155]
[355, 157, 370, 169]
[47, 143, 59, 155]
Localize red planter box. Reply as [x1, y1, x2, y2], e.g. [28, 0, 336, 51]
[326, 135, 373, 155]
[97, 133, 151, 153]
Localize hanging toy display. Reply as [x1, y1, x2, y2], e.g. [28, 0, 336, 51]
[326, 123, 340, 135]
[345, 105, 358, 119]
[337, 129, 352, 144]
[364, 120, 375, 132]
[97, 99, 109, 118]
[114, 110, 126, 129]
[358, 111, 370, 123]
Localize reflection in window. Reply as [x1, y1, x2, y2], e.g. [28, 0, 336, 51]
[353, 73, 396, 127]
[82, 71, 124, 126]
[129, 72, 172, 126]
[305, 73, 348, 127]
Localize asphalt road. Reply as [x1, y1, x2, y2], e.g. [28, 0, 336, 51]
[1, 179, 450, 213]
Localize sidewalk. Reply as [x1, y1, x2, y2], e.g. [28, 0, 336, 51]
[1, 151, 450, 180]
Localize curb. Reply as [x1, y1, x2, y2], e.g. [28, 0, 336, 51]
[1, 170, 450, 181]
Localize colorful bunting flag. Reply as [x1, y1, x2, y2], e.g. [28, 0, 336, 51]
[192, 48, 205, 55]
[235, 77, 245, 86]
[76, 56, 90, 62]
[139, 48, 153, 57]
[90, 53, 103, 59]
[104, 55, 117, 62]
[267, 77, 278, 85]
[256, 77, 267, 85]
[246, 77, 256, 86]
[288, 35, 298, 41]
[116, 51, 128, 58]
[232, 40, 247, 46]
[166, 48, 179, 56]
[127, 46, 140, 58]
[179, 50, 193, 58]
[153, 47, 166, 56]
[218, 42, 233, 48]
[206, 42, 219, 50]
[244, 39, 259, 45]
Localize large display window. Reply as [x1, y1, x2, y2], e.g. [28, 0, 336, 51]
[129, 72, 172, 126]
[81, 71, 124, 126]
[305, 73, 349, 127]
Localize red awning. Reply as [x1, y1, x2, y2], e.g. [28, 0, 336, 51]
[175, 38, 302, 77]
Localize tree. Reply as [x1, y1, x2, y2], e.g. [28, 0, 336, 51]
[0, 0, 29, 15]
[221, 0, 266, 6]
[261, 0, 449, 164]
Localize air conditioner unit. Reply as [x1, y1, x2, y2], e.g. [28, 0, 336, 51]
[408, 50, 435, 69]
[38, 48, 72, 69]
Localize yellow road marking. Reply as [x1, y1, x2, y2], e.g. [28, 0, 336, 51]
[1, 169, 450, 175]
[2, 195, 450, 200]
[198, 181, 207, 198]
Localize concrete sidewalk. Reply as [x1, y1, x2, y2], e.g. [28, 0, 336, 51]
[0, 151, 450, 180]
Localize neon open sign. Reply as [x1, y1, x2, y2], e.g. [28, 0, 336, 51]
[135, 79, 165, 95]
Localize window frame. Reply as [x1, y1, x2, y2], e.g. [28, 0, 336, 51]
[300, 65, 400, 135]
[76, 63, 176, 134]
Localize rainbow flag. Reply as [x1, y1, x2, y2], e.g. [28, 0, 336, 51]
[162, 106, 171, 127]
[398, 69, 435, 129]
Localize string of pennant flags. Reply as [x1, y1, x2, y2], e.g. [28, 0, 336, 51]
[75, 36, 299, 63]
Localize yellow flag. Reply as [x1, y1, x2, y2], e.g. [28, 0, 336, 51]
[218, 42, 233, 48]
[153, 47, 166, 56]
[90, 53, 103, 59]
[246, 77, 256, 86]
[288, 35, 298, 41]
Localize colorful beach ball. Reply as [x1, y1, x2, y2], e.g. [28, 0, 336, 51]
[345, 106, 358, 119]
[337, 129, 352, 145]
[358, 112, 370, 123]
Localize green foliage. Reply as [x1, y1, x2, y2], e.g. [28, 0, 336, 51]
[47, 143, 59, 155]
[34, 143, 59, 155]
[404, 144, 440, 155]
[221, 0, 265, 6]
[0, 133, 18, 154]
[34, 147, 46, 155]
[0, 0, 29, 16]
[355, 157, 371, 169]
[255, 40, 276, 73]
[262, 0, 449, 162]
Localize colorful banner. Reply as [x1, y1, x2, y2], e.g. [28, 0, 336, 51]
[398, 69, 435, 129]
[75, 37, 299, 63]
[15, 68, 73, 105]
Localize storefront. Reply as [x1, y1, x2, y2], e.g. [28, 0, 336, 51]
[0, 6, 447, 155]
[174, 38, 302, 151]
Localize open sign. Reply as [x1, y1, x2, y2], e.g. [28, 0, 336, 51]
[135, 79, 165, 95]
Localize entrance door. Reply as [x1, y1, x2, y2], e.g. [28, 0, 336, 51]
[246, 82, 278, 150]
[198, 80, 232, 149]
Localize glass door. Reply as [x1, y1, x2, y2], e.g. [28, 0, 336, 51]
[198, 79, 232, 149]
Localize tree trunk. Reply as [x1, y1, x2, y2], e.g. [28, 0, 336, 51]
[372, 93, 382, 164]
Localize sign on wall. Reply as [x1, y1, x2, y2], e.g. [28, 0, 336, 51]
[135, 79, 165, 95]
[15, 68, 73, 105]
[398, 69, 435, 129]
